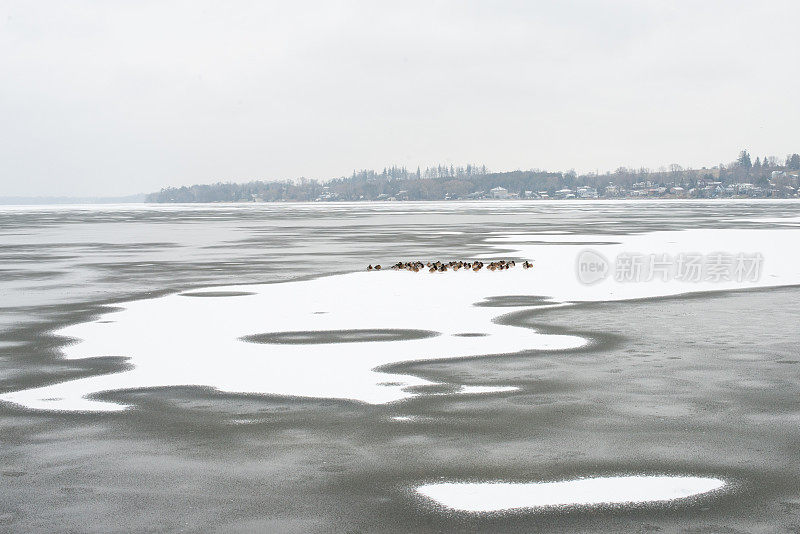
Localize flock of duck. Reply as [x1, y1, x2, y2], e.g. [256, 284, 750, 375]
[367, 260, 533, 272]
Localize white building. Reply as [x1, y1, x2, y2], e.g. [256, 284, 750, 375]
[490, 186, 509, 199]
[554, 188, 575, 199]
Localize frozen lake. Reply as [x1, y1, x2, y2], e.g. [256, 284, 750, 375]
[2, 200, 800, 532]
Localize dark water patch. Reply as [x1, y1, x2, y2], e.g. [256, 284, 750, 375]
[241, 329, 440, 345]
[0, 300, 138, 398]
[475, 295, 557, 308]
[0, 354, 133, 399]
[0, 253, 78, 262]
[179, 291, 256, 297]
[59, 486, 95, 495]
[403, 384, 461, 395]
[493, 306, 626, 353]
[380, 305, 624, 390]
[0, 269, 65, 281]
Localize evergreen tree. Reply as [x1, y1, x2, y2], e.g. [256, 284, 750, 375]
[737, 150, 752, 171]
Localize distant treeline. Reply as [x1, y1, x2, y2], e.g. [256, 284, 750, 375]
[146, 152, 800, 202]
[146, 168, 565, 202]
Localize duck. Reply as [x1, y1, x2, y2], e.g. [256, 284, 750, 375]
[367, 259, 524, 272]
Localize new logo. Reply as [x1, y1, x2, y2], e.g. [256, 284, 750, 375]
[576, 249, 610, 285]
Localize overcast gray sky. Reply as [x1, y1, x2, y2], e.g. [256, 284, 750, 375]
[1, 1, 799, 196]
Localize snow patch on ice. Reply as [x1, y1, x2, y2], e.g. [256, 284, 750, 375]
[2, 227, 800, 412]
[417, 475, 727, 512]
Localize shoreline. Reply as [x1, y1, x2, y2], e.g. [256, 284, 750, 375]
[3, 197, 800, 209]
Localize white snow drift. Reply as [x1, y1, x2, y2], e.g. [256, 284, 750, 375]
[416, 475, 727, 512]
[1, 227, 799, 412]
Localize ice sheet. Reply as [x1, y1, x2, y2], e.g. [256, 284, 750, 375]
[2, 227, 799, 412]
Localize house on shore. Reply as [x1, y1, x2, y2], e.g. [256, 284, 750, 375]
[490, 186, 509, 199]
